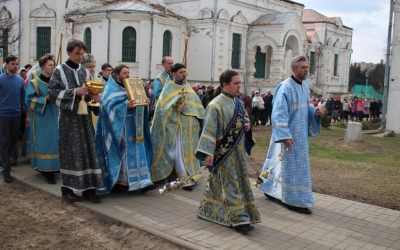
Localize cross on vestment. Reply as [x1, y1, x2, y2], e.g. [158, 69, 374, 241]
[179, 87, 188, 105]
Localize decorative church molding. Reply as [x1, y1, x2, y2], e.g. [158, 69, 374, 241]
[218, 9, 230, 21]
[231, 11, 248, 25]
[30, 3, 56, 18]
[0, 6, 12, 20]
[197, 8, 213, 19]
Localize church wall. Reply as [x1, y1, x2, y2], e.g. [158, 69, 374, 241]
[186, 19, 214, 82]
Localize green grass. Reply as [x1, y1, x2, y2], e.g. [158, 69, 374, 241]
[249, 126, 400, 210]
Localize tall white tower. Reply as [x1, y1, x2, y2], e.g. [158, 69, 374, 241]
[386, 1, 400, 133]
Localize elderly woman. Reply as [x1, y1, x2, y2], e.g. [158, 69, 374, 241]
[252, 91, 264, 126]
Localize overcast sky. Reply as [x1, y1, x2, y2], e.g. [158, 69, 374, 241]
[298, 0, 391, 63]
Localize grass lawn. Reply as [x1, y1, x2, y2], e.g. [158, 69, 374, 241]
[248, 125, 400, 211]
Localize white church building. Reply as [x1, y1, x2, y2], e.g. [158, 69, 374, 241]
[1, 0, 353, 94]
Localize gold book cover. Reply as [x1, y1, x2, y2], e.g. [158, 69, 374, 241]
[123, 78, 148, 105]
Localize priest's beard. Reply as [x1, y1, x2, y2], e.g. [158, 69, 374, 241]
[176, 76, 186, 85]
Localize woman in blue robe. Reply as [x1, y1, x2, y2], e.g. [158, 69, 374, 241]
[25, 54, 60, 184]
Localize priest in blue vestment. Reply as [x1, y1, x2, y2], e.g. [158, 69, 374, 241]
[25, 54, 60, 184]
[258, 55, 322, 214]
[95, 64, 157, 194]
[153, 56, 173, 103]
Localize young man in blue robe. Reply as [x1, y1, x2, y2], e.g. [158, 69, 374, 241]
[258, 55, 322, 214]
[95, 64, 157, 194]
[26, 54, 60, 184]
[196, 70, 261, 233]
[153, 56, 173, 103]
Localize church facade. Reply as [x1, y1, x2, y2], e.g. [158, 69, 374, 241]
[1, 0, 353, 95]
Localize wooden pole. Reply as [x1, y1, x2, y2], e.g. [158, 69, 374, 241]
[56, 33, 63, 65]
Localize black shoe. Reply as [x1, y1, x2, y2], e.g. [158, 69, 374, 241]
[82, 190, 101, 203]
[181, 186, 194, 191]
[44, 177, 56, 185]
[111, 184, 127, 193]
[140, 184, 158, 194]
[285, 204, 312, 214]
[234, 224, 254, 234]
[9, 159, 17, 166]
[3, 175, 13, 183]
[62, 193, 83, 203]
[264, 193, 278, 201]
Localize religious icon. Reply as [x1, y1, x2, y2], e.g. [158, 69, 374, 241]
[123, 78, 148, 105]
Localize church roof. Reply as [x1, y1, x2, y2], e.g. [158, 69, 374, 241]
[251, 12, 296, 26]
[72, 0, 176, 16]
[302, 9, 332, 23]
[302, 9, 352, 29]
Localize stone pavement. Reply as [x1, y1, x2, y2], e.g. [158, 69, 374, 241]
[10, 159, 400, 250]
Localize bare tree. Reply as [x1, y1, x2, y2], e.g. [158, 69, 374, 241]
[0, 0, 22, 56]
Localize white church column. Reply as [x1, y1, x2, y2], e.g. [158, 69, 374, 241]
[270, 49, 285, 84]
[386, 1, 400, 133]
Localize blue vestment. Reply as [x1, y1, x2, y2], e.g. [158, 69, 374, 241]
[258, 78, 320, 208]
[0, 63, 5, 74]
[95, 75, 153, 194]
[25, 76, 60, 172]
[153, 71, 173, 103]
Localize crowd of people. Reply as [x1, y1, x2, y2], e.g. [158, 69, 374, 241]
[0, 39, 325, 233]
[311, 94, 383, 123]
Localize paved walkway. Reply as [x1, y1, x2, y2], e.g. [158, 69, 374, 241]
[10, 159, 400, 250]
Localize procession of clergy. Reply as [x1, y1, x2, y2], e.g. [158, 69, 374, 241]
[0, 38, 322, 234]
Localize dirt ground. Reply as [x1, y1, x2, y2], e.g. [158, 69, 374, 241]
[0, 179, 185, 250]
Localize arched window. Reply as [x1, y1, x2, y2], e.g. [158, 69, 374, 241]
[162, 30, 172, 57]
[84, 27, 92, 54]
[254, 46, 266, 78]
[122, 26, 136, 62]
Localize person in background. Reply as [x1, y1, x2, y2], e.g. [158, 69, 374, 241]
[19, 68, 27, 81]
[332, 96, 342, 123]
[0, 55, 26, 183]
[317, 95, 326, 114]
[311, 96, 318, 107]
[100, 63, 113, 84]
[357, 98, 365, 122]
[326, 94, 334, 123]
[341, 97, 351, 122]
[153, 56, 173, 103]
[264, 89, 273, 126]
[252, 91, 264, 126]
[369, 99, 377, 119]
[351, 97, 358, 121]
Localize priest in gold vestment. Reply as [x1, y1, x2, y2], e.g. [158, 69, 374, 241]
[196, 70, 261, 233]
[150, 63, 205, 190]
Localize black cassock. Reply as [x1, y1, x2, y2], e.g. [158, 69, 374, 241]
[48, 62, 104, 191]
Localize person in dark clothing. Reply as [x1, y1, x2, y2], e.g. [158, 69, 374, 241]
[202, 85, 215, 108]
[369, 99, 377, 119]
[332, 96, 342, 123]
[264, 89, 273, 126]
[326, 94, 334, 123]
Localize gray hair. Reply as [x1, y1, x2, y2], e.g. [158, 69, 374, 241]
[291, 55, 307, 68]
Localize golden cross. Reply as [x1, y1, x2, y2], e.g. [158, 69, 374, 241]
[179, 87, 187, 105]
